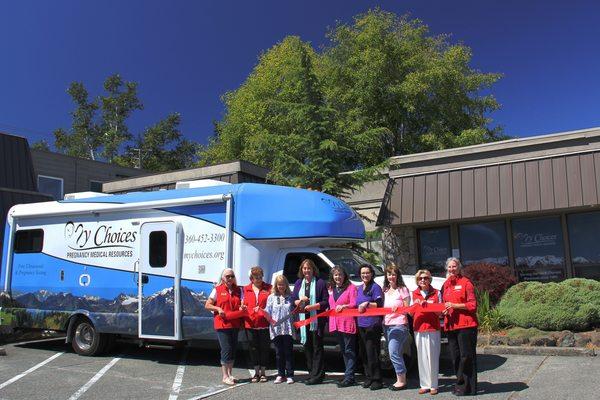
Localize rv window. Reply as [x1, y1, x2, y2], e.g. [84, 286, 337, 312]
[283, 253, 329, 283]
[14, 229, 44, 253]
[149, 231, 167, 268]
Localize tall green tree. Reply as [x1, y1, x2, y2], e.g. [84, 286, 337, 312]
[319, 9, 504, 162]
[200, 10, 505, 193]
[201, 36, 357, 194]
[54, 74, 142, 162]
[116, 113, 197, 172]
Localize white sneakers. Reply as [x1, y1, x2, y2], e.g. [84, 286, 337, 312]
[286, 377, 294, 384]
[274, 376, 285, 384]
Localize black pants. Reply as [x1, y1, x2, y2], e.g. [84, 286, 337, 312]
[304, 330, 325, 381]
[247, 328, 270, 367]
[447, 328, 478, 395]
[358, 326, 382, 383]
[273, 335, 294, 377]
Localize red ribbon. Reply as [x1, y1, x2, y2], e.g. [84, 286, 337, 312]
[223, 307, 274, 323]
[292, 303, 446, 329]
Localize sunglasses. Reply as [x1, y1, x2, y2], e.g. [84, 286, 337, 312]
[418, 276, 431, 281]
[224, 274, 235, 279]
[251, 275, 263, 279]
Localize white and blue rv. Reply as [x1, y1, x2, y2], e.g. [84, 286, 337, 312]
[0, 181, 366, 355]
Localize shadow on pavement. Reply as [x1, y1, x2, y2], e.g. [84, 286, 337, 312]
[477, 380, 529, 395]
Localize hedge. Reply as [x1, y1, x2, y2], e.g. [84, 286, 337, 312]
[496, 278, 600, 331]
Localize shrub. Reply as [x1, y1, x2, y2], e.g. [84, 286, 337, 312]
[476, 290, 503, 333]
[462, 263, 518, 305]
[497, 278, 600, 331]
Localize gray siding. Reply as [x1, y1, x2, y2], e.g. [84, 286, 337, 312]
[0, 133, 37, 191]
[381, 151, 600, 226]
[31, 150, 146, 195]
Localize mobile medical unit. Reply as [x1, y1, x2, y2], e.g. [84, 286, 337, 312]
[0, 181, 365, 355]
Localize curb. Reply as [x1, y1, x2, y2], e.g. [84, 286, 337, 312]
[0, 346, 6, 356]
[478, 345, 596, 357]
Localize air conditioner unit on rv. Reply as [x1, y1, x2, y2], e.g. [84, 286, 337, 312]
[175, 179, 231, 189]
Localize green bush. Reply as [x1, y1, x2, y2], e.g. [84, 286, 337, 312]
[476, 290, 503, 333]
[497, 278, 600, 331]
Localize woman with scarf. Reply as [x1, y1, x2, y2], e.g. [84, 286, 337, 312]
[355, 264, 384, 391]
[242, 266, 272, 383]
[442, 257, 478, 396]
[327, 266, 358, 387]
[411, 269, 442, 395]
[292, 259, 329, 385]
[205, 268, 245, 385]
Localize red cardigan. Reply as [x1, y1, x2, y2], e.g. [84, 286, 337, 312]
[441, 275, 478, 331]
[242, 282, 272, 329]
[411, 288, 441, 332]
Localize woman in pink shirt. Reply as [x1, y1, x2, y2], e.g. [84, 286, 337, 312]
[328, 266, 358, 387]
[383, 263, 410, 391]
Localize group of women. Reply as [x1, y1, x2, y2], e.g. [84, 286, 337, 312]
[205, 257, 479, 396]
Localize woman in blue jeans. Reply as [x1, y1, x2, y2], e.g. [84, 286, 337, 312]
[382, 263, 410, 390]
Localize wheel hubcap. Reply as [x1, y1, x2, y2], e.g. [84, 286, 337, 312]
[75, 322, 94, 351]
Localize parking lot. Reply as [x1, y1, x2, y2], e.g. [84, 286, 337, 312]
[0, 338, 598, 400]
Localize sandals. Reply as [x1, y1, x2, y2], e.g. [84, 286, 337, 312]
[259, 375, 268, 383]
[222, 376, 235, 386]
[251, 374, 259, 383]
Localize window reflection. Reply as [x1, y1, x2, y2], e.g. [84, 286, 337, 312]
[418, 227, 451, 276]
[567, 212, 600, 279]
[512, 216, 565, 282]
[459, 221, 508, 266]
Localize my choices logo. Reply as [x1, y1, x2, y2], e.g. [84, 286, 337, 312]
[64, 221, 137, 250]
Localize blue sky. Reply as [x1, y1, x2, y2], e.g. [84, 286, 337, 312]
[1, 0, 599, 149]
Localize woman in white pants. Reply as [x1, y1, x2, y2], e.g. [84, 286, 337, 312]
[411, 269, 442, 395]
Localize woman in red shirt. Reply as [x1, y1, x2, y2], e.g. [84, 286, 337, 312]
[411, 269, 441, 395]
[242, 266, 272, 383]
[442, 258, 478, 396]
[205, 268, 244, 386]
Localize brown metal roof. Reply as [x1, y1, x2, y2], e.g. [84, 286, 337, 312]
[378, 150, 600, 226]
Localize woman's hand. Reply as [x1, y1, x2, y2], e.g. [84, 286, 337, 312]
[391, 305, 398, 313]
[216, 307, 225, 317]
[445, 302, 453, 310]
[240, 304, 248, 311]
[357, 302, 368, 313]
[335, 304, 346, 313]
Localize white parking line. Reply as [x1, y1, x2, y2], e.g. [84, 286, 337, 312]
[67, 357, 121, 400]
[185, 381, 249, 400]
[0, 352, 64, 390]
[168, 349, 189, 400]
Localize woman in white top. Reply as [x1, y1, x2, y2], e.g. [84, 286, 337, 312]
[383, 263, 410, 391]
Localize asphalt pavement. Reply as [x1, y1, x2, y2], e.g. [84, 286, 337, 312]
[0, 338, 597, 400]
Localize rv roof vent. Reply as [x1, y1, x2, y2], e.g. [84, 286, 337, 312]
[63, 192, 112, 200]
[175, 179, 231, 189]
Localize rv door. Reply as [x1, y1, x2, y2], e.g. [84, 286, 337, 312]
[138, 221, 182, 340]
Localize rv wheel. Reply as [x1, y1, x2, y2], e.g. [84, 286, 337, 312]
[72, 318, 106, 356]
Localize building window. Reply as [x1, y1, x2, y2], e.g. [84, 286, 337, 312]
[149, 231, 167, 268]
[459, 221, 509, 267]
[38, 175, 63, 200]
[567, 211, 600, 279]
[512, 216, 565, 282]
[14, 229, 44, 253]
[89, 180, 103, 193]
[418, 227, 451, 276]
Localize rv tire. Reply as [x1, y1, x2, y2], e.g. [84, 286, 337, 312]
[72, 318, 107, 356]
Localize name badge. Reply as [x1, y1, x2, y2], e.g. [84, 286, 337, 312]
[454, 285, 462, 290]
[427, 299, 434, 303]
